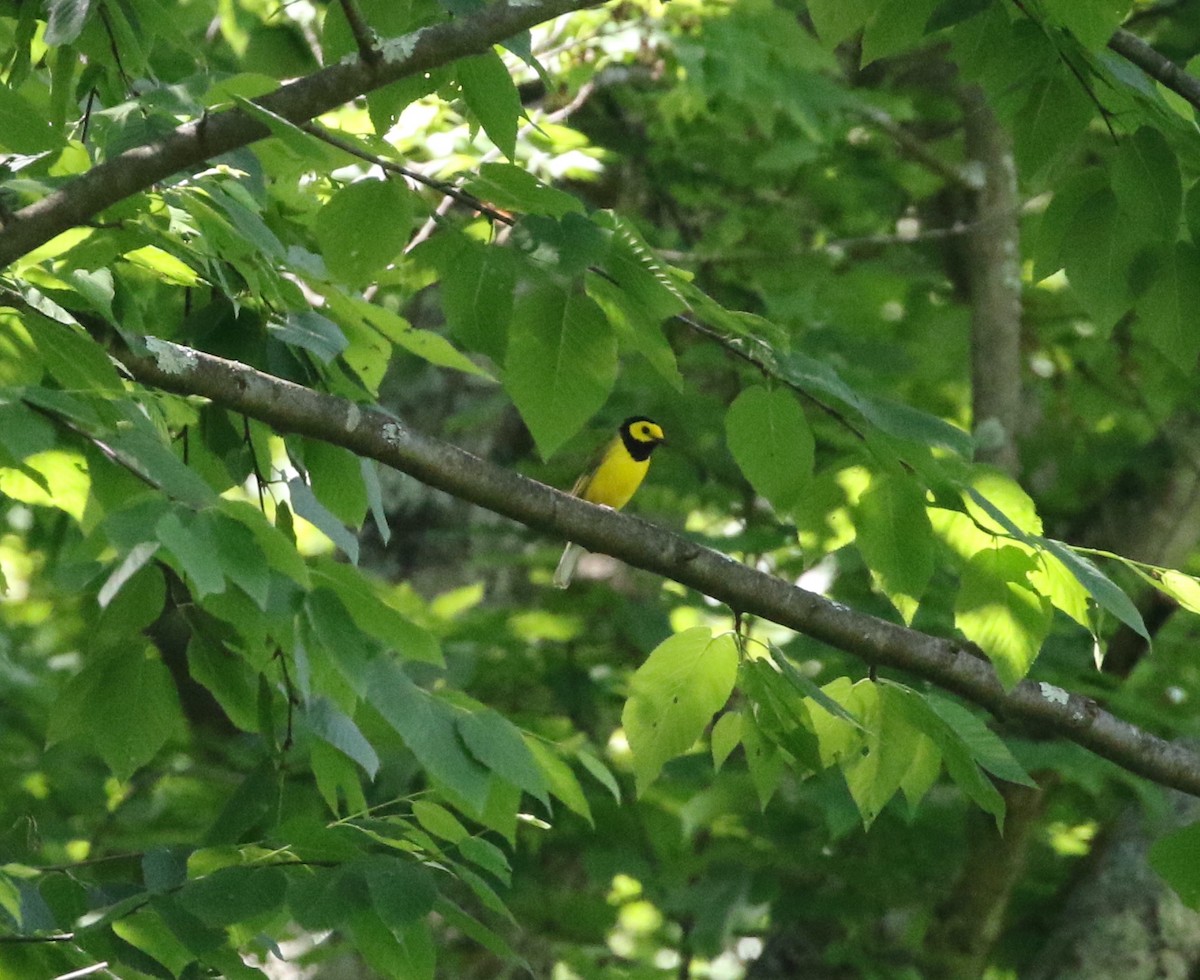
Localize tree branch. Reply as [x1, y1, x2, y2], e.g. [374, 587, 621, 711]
[1108, 28, 1200, 111]
[962, 86, 1022, 472]
[114, 337, 1200, 799]
[338, 0, 382, 63]
[0, 0, 598, 268]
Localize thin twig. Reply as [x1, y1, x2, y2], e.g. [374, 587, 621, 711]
[300, 123, 515, 225]
[337, 0, 381, 63]
[0, 933, 76, 944]
[675, 312, 869, 444]
[53, 964, 109, 980]
[856, 103, 981, 190]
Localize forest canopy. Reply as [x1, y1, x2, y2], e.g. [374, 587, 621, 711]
[4, 0, 1200, 977]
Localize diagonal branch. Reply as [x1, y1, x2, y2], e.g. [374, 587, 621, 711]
[1108, 28, 1200, 110]
[0, 0, 599, 268]
[115, 337, 1200, 799]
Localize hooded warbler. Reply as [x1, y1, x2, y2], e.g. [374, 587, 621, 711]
[553, 416, 665, 588]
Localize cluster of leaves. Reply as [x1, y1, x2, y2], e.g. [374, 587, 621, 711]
[4, 0, 1200, 976]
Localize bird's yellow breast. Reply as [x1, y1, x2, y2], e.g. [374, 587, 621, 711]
[579, 439, 651, 510]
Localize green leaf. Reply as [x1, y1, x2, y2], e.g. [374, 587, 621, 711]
[505, 286, 617, 459]
[435, 897, 518, 963]
[100, 418, 218, 509]
[854, 473, 935, 617]
[779, 350, 973, 457]
[464, 163, 585, 219]
[622, 628, 739, 793]
[1012, 64, 1095, 178]
[27, 315, 122, 392]
[203, 72, 280, 107]
[457, 709, 549, 805]
[963, 469, 1043, 536]
[1040, 538, 1149, 640]
[740, 658, 823, 769]
[203, 758, 283, 844]
[304, 697, 380, 779]
[364, 660, 492, 813]
[1062, 189, 1136, 332]
[0, 84, 64, 153]
[289, 865, 370, 931]
[287, 476, 360, 564]
[1042, 0, 1133, 49]
[312, 559, 442, 665]
[331, 290, 493, 379]
[770, 648, 864, 729]
[49, 644, 185, 780]
[432, 234, 516, 362]
[740, 709, 785, 808]
[1031, 168, 1109, 280]
[926, 0, 991, 32]
[365, 857, 437, 930]
[954, 546, 1052, 687]
[45, 0, 95, 44]
[575, 750, 621, 803]
[412, 800, 469, 843]
[206, 511, 271, 609]
[513, 213, 607, 278]
[156, 510, 225, 597]
[231, 94, 334, 164]
[710, 711, 742, 772]
[152, 895, 226, 961]
[595, 213, 687, 324]
[838, 682, 924, 827]
[1111, 126, 1182, 247]
[98, 541, 161, 609]
[1136, 242, 1200, 366]
[310, 740, 369, 817]
[884, 684, 1006, 824]
[186, 635, 260, 733]
[392, 324, 493, 379]
[861, 0, 940, 66]
[143, 849, 190, 894]
[95, 561, 165, 638]
[178, 866, 287, 927]
[1150, 822, 1200, 909]
[314, 179, 415, 286]
[926, 694, 1035, 786]
[898, 734, 942, 811]
[725, 385, 814, 512]
[805, 676, 868, 767]
[586, 272, 683, 391]
[353, 913, 437, 980]
[361, 457, 391, 546]
[269, 311, 348, 363]
[298, 438, 369, 529]
[458, 49, 522, 160]
[526, 739, 592, 823]
[218, 498, 311, 588]
[807, 0, 880, 47]
[1185, 179, 1200, 245]
[306, 587, 378, 697]
[1152, 569, 1200, 615]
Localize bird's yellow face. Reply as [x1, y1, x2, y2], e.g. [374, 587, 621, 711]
[625, 418, 665, 446]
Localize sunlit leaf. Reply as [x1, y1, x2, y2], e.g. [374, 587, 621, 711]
[623, 628, 739, 793]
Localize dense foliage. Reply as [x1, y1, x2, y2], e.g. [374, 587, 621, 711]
[4, 0, 1200, 977]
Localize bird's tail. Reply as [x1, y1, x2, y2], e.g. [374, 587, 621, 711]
[553, 542, 585, 589]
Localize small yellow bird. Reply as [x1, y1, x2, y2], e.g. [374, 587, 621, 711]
[553, 416, 666, 588]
